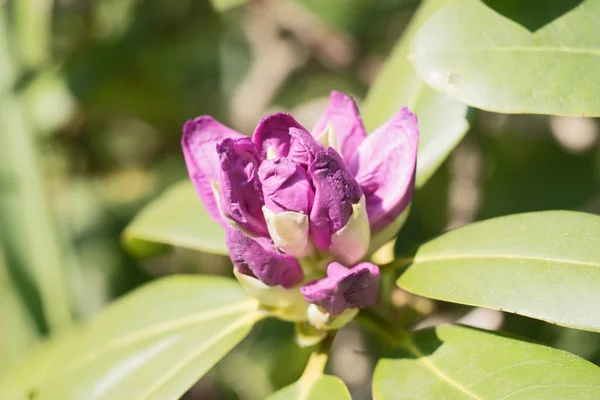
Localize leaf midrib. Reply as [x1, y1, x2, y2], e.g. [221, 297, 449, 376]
[48, 299, 257, 380]
[406, 340, 484, 400]
[136, 312, 262, 400]
[398, 253, 600, 269]
[410, 46, 600, 59]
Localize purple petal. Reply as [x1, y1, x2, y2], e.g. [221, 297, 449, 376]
[252, 113, 308, 159]
[217, 137, 268, 236]
[300, 262, 380, 316]
[226, 227, 303, 288]
[288, 127, 325, 168]
[258, 157, 314, 214]
[309, 148, 363, 251]
[349, 107, 419, 233]
[311, 91, 367, 164]
[182, 117, 244, 226]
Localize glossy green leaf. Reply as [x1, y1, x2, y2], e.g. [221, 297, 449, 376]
[123, 180, 228, 258]
[409, 0, 600, 116]
[0, 275, 262, 400]
[374, 324, 600, 399]
[397, 211, 600, 332]
[363, 0, 470, 188]
[267, 375, 351, 400]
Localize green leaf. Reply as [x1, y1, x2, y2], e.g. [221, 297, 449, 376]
[0, 254, 39, 376]
[0, 275, 262, 400]
[123, 180, 228, 258]
[396, 211, 600, 332]
[210, 0, 247, 12]
[362, 0, 470, 188]
[267, 375, 351, 400]
[0, 8, 72, 333]
[373, 324, 600, 399]
[409, 0, 600, 116]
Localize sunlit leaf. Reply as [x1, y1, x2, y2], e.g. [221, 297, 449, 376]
[362, 0, 470, 188]
[409, 0, 600, 116]
[266, 375, 351, 400]
[0, 276, 262, 400]
[374, 324, 600, 399]
[396, 211, 600, 332]
[123, 180, 228, 258]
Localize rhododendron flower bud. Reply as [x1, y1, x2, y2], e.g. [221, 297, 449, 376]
[182, 90, 418, 325]
[216, 137, 268, 237]
[300, 262, 380, 316]
[258, 157, 314, 257]
[225, 227, 302, 288]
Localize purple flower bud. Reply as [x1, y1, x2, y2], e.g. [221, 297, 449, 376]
[309, 147, 363, 251]
[182, 92, 419, 306]
[311, 91, 366, 164]
[300, 262, 380, 316]
[217, 137, 268, 236]
[288, 127, 324, 168]
[226, 227, 303, 288]
[349, 107, 418, 233]
[181, 116, 244, 226]
[258, 157, 314, 214]
[253, 113, 307, 159]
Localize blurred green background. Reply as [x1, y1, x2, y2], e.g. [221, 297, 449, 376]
[1, 0, 599, 398]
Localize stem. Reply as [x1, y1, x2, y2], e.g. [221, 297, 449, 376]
[300, 331, 337, 385]
[379, 256, 414, 274]
[356, 308, 410, 348]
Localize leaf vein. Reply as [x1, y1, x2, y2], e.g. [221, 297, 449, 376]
[136, 312, 261, 400]
[54, 300, 257, 378]
[408, 341, 484, 400]
[411, 253, 600, 268]
[409, 46, 600, 59]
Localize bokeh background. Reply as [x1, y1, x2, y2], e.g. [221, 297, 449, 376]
[1, 0, 599, 399]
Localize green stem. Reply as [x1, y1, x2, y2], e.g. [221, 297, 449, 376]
[356, 308, 410, 348]
[379, 256, 414, 274]
[300, 331, 337, 385]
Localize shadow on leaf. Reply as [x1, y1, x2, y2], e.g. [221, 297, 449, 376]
[482, 0, 583, 32]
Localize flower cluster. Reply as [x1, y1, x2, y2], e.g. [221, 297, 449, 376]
[182, 91, 418, 328]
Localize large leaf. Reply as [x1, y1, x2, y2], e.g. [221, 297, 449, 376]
[0, 276, 262, 399]
[266, 375, 351, 400]
[0, 254, 39, 376]
[362, 0, 470, 188]
[123, 180, 228, 258]
[0, 8, 72, 333]
[373, 324, 600, 399]
[396, 211, 600, 332]
[409, 0, 600, 116]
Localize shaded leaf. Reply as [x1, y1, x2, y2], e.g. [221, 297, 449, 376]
[397, 211, 600, 332]
[409, 0, 600, 116]
[374, 324, 600, 399]
[0, 276, 261, 400]
[362, 0, 470, 188]
[0, 254, 39, 376]
[123, 180, 228, 258]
